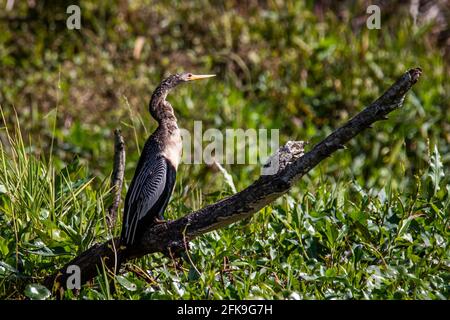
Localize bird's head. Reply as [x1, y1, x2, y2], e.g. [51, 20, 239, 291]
[162, 72, 216, 89]
[150, 72, 215, 121]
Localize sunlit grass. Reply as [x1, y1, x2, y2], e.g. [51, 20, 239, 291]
[0, 110, 448, 299]
[0, 1, 448, 300]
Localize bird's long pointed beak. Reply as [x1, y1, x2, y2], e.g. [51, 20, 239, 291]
[187, 74, 216, 81]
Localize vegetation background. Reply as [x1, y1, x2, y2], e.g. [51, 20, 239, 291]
[0, 0, 448, 299]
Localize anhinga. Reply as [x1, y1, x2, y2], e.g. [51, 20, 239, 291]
[120, 73, 215, 248]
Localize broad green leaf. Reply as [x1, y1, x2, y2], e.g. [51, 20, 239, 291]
[0, 261, 18, 275]
[24, 284, 51, 300]
[116, 275, 137, 291]
[0, 237, 9, 256]
[428, 144, 444, 195]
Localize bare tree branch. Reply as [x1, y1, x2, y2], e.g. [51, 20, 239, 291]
[106, 129, 125, 229]
[44, 68, 422, 292]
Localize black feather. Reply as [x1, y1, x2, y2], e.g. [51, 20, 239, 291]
[120, 138, 177, 247]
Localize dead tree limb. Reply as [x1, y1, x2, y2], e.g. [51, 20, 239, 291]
[44, 68, 422, 291]
[106, 129, 125, 229]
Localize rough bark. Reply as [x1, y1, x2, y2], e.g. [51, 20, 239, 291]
[106, 129, 125, 229]
[44, 68, 422, 292]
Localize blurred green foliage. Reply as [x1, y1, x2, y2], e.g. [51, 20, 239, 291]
[0, 1, 448, 299]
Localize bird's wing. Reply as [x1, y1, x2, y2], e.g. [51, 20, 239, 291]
[122, 153, 168, 246]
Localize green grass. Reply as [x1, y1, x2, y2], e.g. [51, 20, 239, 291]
[0, 1, 449, 299]
[0, 109, 448, 299]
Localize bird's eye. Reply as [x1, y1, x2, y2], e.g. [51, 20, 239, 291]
[187, 73, 192, 77]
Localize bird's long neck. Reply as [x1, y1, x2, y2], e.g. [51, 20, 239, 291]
[149, 84, 179, 131]
[149, 81, 179, 142]
[149, 83, 182, 168]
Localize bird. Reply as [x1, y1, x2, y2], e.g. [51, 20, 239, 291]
[120, 72, 215, 248]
